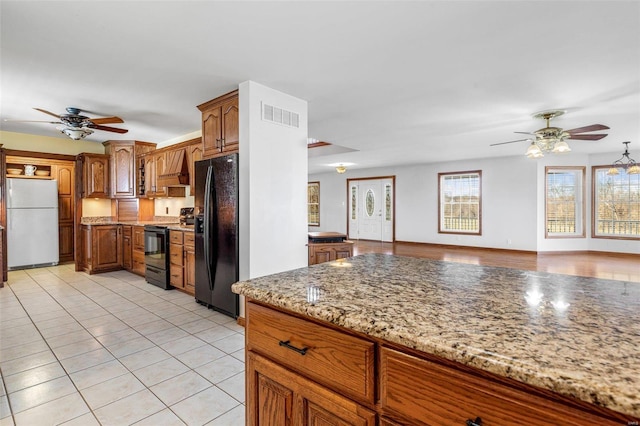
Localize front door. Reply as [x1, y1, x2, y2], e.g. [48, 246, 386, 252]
[348, 178, 394, 242]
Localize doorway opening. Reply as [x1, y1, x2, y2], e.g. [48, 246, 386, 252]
[347, 176, 395, 242]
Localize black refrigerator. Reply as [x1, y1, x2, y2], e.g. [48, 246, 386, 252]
[194, 154, 239, 318]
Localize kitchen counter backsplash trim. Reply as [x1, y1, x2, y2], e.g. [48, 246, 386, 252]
[231, 253, 640, 418]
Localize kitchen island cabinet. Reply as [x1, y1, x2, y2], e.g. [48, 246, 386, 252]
[234, 254, 640, 425]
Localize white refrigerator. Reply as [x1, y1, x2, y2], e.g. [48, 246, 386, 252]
[7, 178, 59, 269]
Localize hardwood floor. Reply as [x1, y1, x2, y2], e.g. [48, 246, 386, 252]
[352, 240, 640, 283]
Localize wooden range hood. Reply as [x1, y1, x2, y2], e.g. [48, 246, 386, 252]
[157, 149, 189, 187]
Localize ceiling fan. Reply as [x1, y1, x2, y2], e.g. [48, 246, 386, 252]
[6, 107, 128, 140]
[491, 110, 609, 158]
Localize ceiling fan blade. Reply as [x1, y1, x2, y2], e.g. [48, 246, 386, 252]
[91, 124, 128, 134]
[89, 116, 124, 125]
[490, 138, 531, 146]
[4, 119, 62, 124]
[514, 131, 535, 135]
[567, 134, 608, 141]
[565, 124, 610, 134]
[33, 108, 61, 119]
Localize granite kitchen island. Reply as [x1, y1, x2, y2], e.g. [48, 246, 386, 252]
[233, 253, 639, 425]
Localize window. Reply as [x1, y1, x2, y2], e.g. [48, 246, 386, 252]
[439, 170, 481, 235]
[592, 166, 640, 239]
[307, 182, 320, 226]
[545, 167, 585, 238]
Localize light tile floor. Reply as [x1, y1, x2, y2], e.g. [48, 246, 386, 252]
[0, 264, 246, 425]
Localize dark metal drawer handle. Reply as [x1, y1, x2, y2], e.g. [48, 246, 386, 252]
[278, 340, 308, 355]
[466, 417, 483, 426]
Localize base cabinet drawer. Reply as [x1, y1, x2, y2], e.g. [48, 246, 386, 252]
[248, 351, 376, 426]
[169, 264, 184, 289]
[379, 347, 625, 426]
[132, 250, 145, 276]
[247, 302, 375, 404]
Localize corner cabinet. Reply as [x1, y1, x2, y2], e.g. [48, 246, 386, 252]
[78, 153, 110, 198]
[198, 90, 239, 159]
[78, 224, 123, 274]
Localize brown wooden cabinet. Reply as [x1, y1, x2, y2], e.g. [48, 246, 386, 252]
[245, 301, 636, 426]
[308, 241, 354, 265]
[153, 151, 167, 197]
[104, 141, 157, 199]
[79, 153, 110, 198]
[168, 229, 195, 295]
[246, 302, 376, 426]
[186, 139, 203, 188]
[51, 162, 75, 263]
[379, 347, 627, 426]
[122, 225, 133, 271]
[184, 232, 195, 294]
[140, 150, 168, 198]
[169, 230, 184, 290]
[132, 225, 145, 276]
[79, 224, 122, 274]
[198, 90, 239, 159]
[248, 352, 376, 426]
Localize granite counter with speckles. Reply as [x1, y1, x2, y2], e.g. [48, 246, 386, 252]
[232, 253, 640, 418]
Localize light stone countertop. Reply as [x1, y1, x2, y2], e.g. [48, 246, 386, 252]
[232, 253, 640, 418]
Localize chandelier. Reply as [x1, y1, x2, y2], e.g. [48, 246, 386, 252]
[607, 142, 640, 175]
[525, 128, 571, 159]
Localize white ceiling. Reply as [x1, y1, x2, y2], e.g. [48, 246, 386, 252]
[1, 1, 639, 174]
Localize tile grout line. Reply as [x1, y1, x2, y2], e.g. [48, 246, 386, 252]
[3, 265, 245, 425]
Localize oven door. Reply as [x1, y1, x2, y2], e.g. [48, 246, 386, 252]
[144, 226, 168, 270]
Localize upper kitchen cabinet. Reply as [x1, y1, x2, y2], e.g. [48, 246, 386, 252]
[197, 90, 239, 159]
[138, 150, 167, 198]
[77, 153, 110, 198]
[103, 140, 156, 198]
[186, 138, 203, 188]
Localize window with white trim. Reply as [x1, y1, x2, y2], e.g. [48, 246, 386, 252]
[592, 166, 640, 239]
[439, 171, 481, 235]
[545, 167, 585, 238]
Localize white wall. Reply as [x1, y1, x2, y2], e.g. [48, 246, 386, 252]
[310, 152, 638, 254]
[239, 81, 309, 282]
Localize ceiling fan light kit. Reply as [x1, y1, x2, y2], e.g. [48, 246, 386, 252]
[492, 109, 610, 159]
[8, 107, 128, 140]
[58, 126, 94, 140]
[607, 142, 640, 175]
[335, 165, 347, 174]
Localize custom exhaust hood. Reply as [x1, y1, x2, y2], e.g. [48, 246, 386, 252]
[157, 149, 189, 187]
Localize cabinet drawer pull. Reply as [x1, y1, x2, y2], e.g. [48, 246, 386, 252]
[278, 340, 308, 355]
[466, 417, 483, 426]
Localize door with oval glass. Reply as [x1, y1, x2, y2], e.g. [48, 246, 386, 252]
[348, 178, 393, 242]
